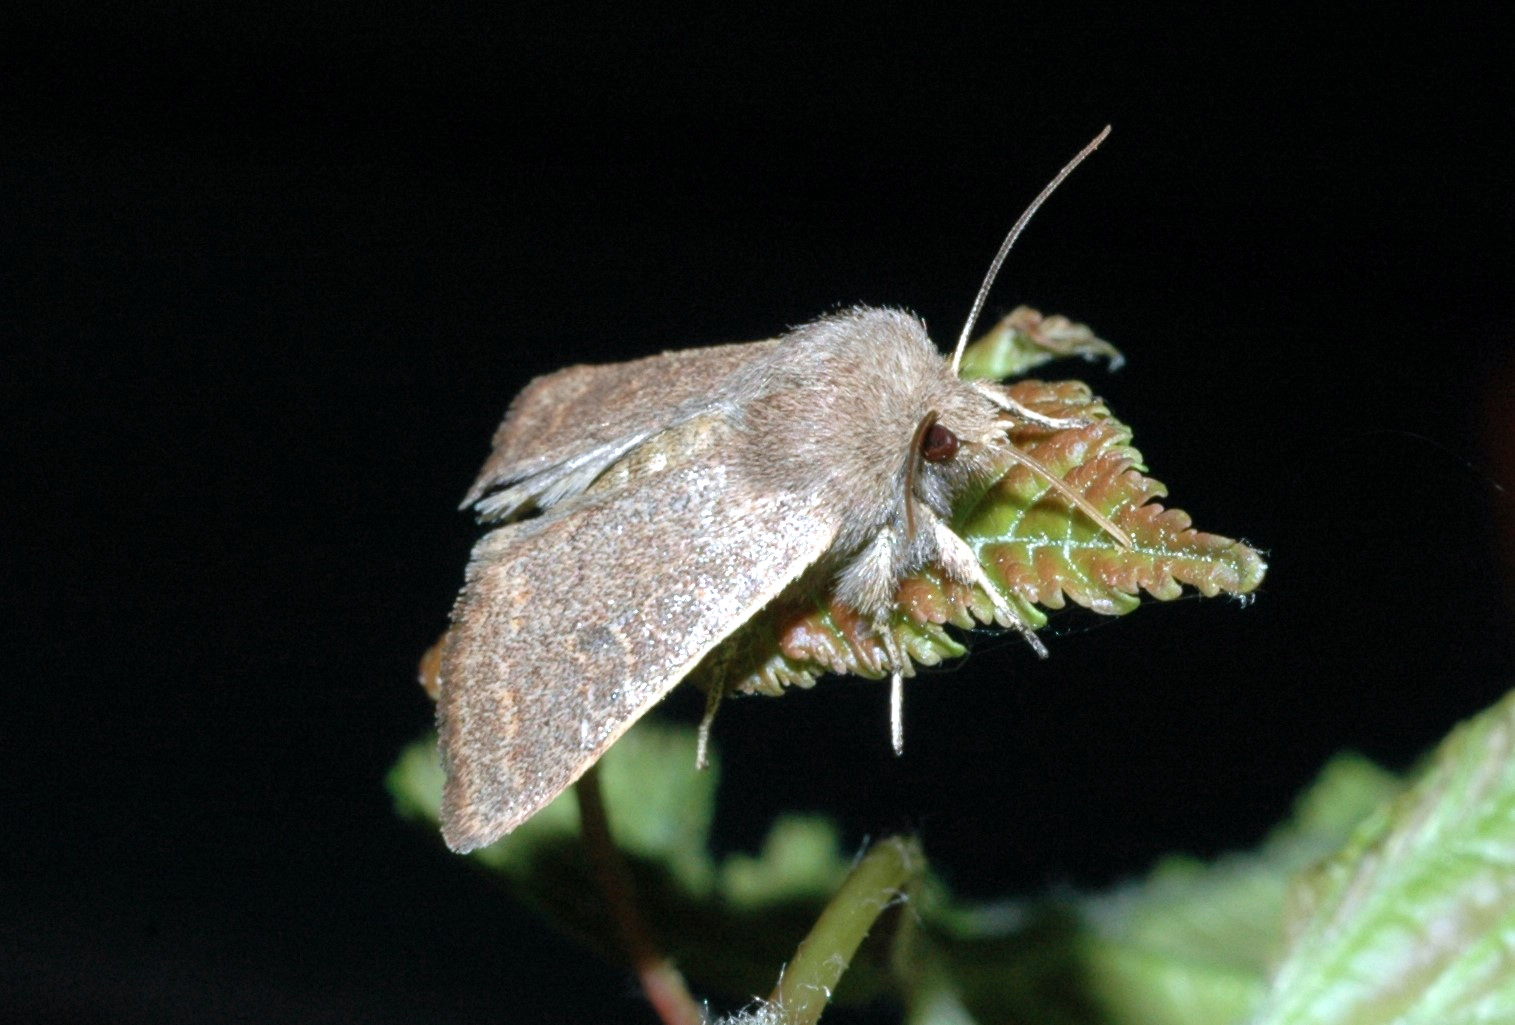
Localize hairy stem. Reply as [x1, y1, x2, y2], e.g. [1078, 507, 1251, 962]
[768, 836, 923, 1025]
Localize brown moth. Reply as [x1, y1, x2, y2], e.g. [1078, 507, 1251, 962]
[437, 127, 1125, 852]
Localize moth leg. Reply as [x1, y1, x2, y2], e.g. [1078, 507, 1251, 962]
[695, 648, 735, 771]
[695, 685, 723, 771]
[837, 533, 914, 753]
[972, 379, 1091, 431]
[890, 669, 905, 757]
[874, 624, 908, 755]
[928, 512, 1049, 658]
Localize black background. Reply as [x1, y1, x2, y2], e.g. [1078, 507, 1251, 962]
[7, 4, 1514, 1023]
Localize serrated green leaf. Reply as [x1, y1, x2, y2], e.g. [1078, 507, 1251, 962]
[701, 310, 1265, 701]
[968, 379, 1266, 615]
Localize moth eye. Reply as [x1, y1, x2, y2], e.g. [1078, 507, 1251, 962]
[920, 422, 960, 463]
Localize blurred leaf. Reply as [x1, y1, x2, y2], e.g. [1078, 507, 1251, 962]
[901, 691, 1515, 1025]
[395, 688, 1515, 1023]
[1249, 688, 1515, 1025]
[1067, 754, 1403, 1025]
[882, 752, 1399, 1025]
[390, 720, 862, 1003]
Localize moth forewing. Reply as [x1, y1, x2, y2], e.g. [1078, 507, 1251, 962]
[439, 331, 887, 851]
[439, 447, 839, 852]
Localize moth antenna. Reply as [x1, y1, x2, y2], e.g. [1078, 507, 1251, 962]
[1000, 440, 1134, 549]
[950, 125, 1112, 375]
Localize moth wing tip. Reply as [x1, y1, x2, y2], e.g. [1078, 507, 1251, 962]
[440, 777, 514, 854]
[440, 808, 509, 854]
[441, 829, 482, 855]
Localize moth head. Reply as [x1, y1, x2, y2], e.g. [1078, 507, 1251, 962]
[900, 374, 1017, 524]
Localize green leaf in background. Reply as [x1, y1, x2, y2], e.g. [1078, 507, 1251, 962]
[391, 721, 866, 1003]
[902, 689, 1515, 1025]
[1248, 687, 1515, 1025]
[393, 687, 1515, 1023]
[1064, 754, 1404, 1025]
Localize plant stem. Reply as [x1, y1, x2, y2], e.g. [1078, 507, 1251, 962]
[576, 764, 706, 1025]
[769, 836, 923, 1025]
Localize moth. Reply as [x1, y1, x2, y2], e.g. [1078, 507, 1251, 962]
[436, 127, 1127, 852]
